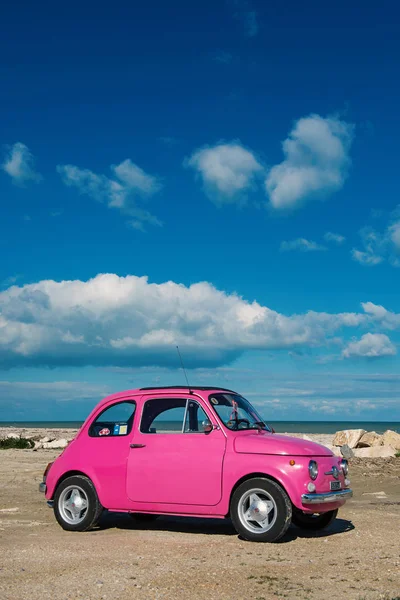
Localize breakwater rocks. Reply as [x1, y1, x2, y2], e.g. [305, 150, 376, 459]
[0, 427, 78, 450]
[331, 428, 400, 458]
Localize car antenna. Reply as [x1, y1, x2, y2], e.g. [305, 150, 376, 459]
[176, 345, 193, 394]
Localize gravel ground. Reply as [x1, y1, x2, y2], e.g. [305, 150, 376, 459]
[0, 449, 399, 600]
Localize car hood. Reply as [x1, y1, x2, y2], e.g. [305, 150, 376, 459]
[234, 431, 333, 457]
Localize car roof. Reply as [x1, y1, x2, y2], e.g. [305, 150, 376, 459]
[96, 386, 237, 408]
[139, 386, 237, 392]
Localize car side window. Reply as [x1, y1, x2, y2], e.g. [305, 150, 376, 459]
[89, 401, 136, 437]
[140, 398, 209, 434]
[184, 401, 209, 433]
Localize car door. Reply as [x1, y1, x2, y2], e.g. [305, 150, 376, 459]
[126, 395, 226, 506]
[80, 399, 137, 509]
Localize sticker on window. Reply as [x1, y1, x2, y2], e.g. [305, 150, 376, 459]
[119, 424, 128, 435]
[210, 397, 218, 405]
[113, 424, 120, 435]
[99, 428, 110, 436]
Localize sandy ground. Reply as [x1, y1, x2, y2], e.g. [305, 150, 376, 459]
[0, 446, 399, 600]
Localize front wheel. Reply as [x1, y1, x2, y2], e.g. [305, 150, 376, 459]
[53, 475, 103, 532]
[291, 508, 338, 530]
[230, 478, 292, 542]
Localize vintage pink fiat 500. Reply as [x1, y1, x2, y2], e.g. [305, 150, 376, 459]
[40, 386, 352, 542]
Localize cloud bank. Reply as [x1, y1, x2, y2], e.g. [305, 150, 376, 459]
[1, 274, 398, 369]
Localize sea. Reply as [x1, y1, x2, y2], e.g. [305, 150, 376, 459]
[0, 420, 399, 434]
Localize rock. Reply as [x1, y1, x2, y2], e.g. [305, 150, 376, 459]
[381, 430, 400, 451]
[353, 445, 396, 458]
[357, 431, 383, 448]
[340, 444, 355, 459]
[38, 437, 52, 444]
[325, 445, 343, 457]
[5, 433, 20, 440]
[302, 435, 312, 441]
[332, 429, 366, 449]
[42, 438, 69, 449]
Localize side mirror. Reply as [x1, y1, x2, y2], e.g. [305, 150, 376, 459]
[202, 419, 213, 433]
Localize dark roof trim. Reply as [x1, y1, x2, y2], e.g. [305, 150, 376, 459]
[139, 386, 237, 393]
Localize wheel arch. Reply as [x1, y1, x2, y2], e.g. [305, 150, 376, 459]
[226, 472, 288, 517]
[51, 470, 98, 498]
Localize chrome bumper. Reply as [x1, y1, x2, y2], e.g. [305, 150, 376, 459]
[301, 488, 353, 504]
[39, 482, 46, 493]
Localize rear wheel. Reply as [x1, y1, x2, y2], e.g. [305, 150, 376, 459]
[230, 478, 292, 542]
[292, 508, 338, 530]
[54, 475, 103, 532]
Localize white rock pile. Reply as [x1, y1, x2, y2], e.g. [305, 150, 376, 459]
[33, 437, 70, 450]
[332, 429, 400, 458]
[1, 431, 73, 450]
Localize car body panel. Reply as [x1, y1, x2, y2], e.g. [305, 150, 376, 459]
[127, 429, 226, 505]
[233, 430, 333, 457]
[44, 387, 352, 518]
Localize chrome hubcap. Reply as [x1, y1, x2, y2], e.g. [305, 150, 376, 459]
[238, 488, 277, 534]
[58, 485, 88, 525]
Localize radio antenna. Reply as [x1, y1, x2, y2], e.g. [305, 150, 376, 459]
[176, 346, 193, 394]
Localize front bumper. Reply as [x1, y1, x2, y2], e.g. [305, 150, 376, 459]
[301, 488, 353, 504]
[39, 482, 46, 493]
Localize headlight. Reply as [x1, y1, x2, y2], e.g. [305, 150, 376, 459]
[308, 460, 318, 480]
[340, 459, 348, 476]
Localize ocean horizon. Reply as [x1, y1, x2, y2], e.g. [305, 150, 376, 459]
[1, 420, 399, 434]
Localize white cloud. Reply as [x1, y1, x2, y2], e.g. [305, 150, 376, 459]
[231, 1, 258, 37]
[265, 114, 354, 210]
[280, 238, 326, 252]
[361, 302, 400, 330]
[158, 136, 179, 147]
[1, 142, 42, 185]
[324, 232, 346, 244]
[388, 220, 400, 250]
[57, 159, 162, 229]
[351, 248, 383, 266]
[214, 51, 233, 64]
[342, 333, 397, 359]
[352, 211, 400, 267]
[243, 10, 258, 36]
[0, 273, 371, 369]
[185, 143, 264, 205]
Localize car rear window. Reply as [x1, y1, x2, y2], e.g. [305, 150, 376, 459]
[89, 401, 136, 437]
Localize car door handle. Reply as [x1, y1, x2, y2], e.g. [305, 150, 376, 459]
[130, 443, 146, 449]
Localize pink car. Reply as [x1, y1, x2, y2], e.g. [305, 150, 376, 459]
[39, 386, 352, 542]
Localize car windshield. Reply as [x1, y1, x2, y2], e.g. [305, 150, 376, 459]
[208, 393, 270, 431]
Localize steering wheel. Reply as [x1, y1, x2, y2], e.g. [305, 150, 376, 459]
[227, 418, 251, 430]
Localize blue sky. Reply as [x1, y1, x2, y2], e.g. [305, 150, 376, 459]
[1, 0, 400, 421]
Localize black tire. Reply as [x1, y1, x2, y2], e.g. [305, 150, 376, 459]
[292, 508, 338, 531]
[130, 513, 159, 523]
[230, 478, 292, 542]
[53, 475, 103, 532]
